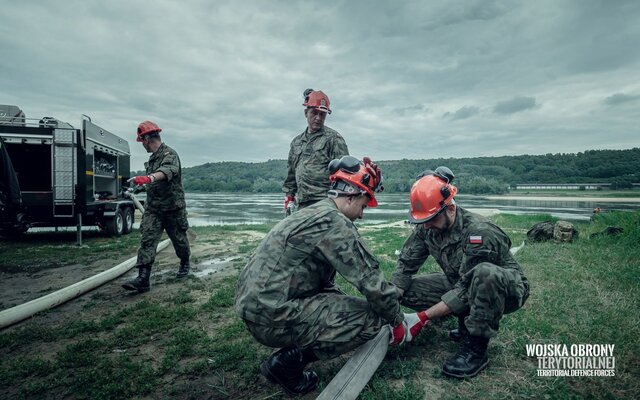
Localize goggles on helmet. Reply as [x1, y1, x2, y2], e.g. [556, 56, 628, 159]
[328, 155, 360, 175]
[328, 156, 383, 207]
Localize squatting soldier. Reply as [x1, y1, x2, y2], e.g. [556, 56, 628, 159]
[392, 167, 529, 378]
[282, 89, 349, 213]
[236, 156, 409, 396]
[123, 121, 190, 293]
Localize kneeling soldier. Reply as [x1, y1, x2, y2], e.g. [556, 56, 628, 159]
[235, 156, 407, 396]
[392, 167, 529, 378]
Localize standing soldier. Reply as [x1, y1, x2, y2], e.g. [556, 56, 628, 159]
[393, 167, 529, 378]
[123, 121, 191, 293]
[282, 89, 349, 213]
[236, 156, 408, 396]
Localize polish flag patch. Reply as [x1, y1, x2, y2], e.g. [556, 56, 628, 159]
[469, 235, 483, 244]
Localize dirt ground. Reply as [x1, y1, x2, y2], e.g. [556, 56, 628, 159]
[0, 229, 266, 328]
[1, 212, 508, 313]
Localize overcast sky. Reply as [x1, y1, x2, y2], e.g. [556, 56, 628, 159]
[2, 0, 639, 168]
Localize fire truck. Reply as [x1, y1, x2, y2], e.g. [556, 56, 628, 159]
[0, 105, 136, 240]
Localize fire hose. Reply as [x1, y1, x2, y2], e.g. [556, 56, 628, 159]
[0, 191, 169, 329]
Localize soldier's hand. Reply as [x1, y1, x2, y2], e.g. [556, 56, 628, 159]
[284, 195, 295, 210]
[389, 321, 408, 345]
[128, 175, 153, 186]
[404, 311, 429, 342]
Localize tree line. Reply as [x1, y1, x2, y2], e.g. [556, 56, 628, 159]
[140, 148, 640, 195]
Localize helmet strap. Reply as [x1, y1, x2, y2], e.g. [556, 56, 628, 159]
[442, 203, 456, 231]
[328, 190, 367, 200]
[328, 178, 368, 202]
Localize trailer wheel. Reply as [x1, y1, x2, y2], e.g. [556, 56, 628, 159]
[104, 208, 125, 237]
[123, 207, 134, 234]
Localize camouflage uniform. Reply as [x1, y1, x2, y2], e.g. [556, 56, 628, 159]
[235, 198, 403, 360]
[282, 126, 349, 208]
[136, 143, 190, 267]
[391, 207, 529, 338]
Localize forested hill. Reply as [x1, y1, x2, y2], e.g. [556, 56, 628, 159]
[180, 148, 640, 194]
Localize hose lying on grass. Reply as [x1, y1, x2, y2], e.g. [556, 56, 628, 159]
[0, 238, 171, 330]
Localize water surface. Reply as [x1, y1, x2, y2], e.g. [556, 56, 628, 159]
[185, 192, 640, 226]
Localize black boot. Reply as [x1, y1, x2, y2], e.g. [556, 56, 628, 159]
[449, 315, 469, 342]
[176, 261, 190, 278]
[442, 335, 489, 378]
[122, 265, 151, 293]
[260, 347, 319, 396]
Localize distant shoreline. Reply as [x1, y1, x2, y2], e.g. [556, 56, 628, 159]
[478, 195, 640, 203]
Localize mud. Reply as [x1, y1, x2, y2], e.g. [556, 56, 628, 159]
[0, 230, 266, 326]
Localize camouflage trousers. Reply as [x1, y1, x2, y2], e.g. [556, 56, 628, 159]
[136, 208, 190, 267]
[242, 293, 387, 360]
[401, 262, 529, 338]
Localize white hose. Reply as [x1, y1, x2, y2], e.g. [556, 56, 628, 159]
[123, 190, 145, 213]
[0, 238, 171, 329]
[511, 241, 525, 255]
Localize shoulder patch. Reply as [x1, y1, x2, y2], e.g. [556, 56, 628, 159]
[469, 235, 483, 244]
[164, 151, 171, 155]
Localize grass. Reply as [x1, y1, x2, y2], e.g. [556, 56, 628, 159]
[1, 213, 638, 399]
[0, 230, 142, 273]
[0, 223, 273, 273]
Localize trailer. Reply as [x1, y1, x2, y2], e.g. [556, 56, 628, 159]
[0, 105, 136, 242]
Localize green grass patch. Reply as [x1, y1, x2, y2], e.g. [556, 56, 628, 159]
[0, 230, 142, 272]
[1, 215, 638, 399]
[202, 276, 237, 310]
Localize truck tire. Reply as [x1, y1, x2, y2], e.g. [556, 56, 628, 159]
[123, 207, 134, 234]
[0, 227, 28, 238]
[104, 208, 125, 237]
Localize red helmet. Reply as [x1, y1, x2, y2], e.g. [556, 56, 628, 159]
[303, 89, 331, 114]
[328, 156, 383, 207]
[409, 167, 458, 223]
[136, 120, 162, 142]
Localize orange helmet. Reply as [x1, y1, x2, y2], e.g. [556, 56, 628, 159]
[136, 121, 162, 142]
[303, 89, 331, 114]
[409, 167, 458, 223]
[328, 156, 383, 207]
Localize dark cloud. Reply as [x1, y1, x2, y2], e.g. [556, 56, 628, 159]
[493, 97, 536, 115]
[421, 1, 508, 31]
[604, 93, 640, 106]
[393, 104, 428, 116]
[1, 0, 638, 168]
[445, 106, 480, 121]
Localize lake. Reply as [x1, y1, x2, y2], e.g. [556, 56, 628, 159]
[185, 192, 640, 226]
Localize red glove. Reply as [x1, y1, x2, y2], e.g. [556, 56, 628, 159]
[404, 311, 429, 342]
[284, 195, 295, 210]
[389, 321, 407, 345]
[129, 175, 152, 186]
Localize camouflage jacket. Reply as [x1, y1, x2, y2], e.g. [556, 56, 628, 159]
[282, 126, 349, 204]
[144, 142, 186, 212]
[391, 207, 528, 314]
[235, 198, 403, 327]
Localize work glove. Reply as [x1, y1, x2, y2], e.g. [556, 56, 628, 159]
[284, 195, 295, 210]
[128, 175, 153, 186]
[389, 321, 408, 345]
[403, 311, 429, 342]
